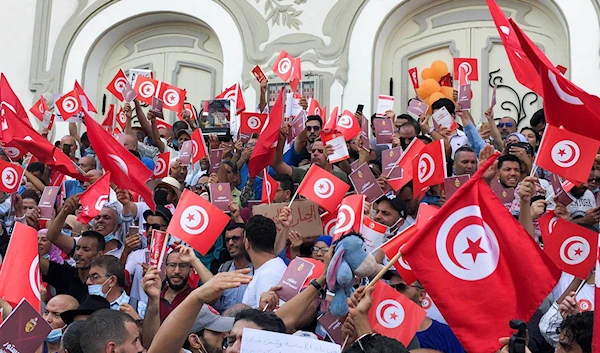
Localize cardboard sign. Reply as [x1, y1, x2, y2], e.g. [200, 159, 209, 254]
[285, 93, 303, 119]
[360, 116, 370, 151]
[39, 186, 60, 220]
[210, 149, 224, 173]
[240, 328, 341, 353]
[407, 100, 428, 117]
[149, 230, 169, 268]
[321, 132, 349, 163]
[318, 312, 344, 344]
[457, 84, 472, 110]
[349, 163, 384, 203]
[251, 65, 267, 83]
[178, 140, 193, 166]
[444, 175, 470, 199]
[252, 200, 322, 238]
[491, 85, 497, 108]
[453, 58, 479, 84]
[431, 106, 458, 132]
[209, 183, 232, 212]
[202, 99, 232, 128]
[0, 298, 52, 353]
[374, 118, 393, 145]
[277, 258, 316, 302]
[376, 95, 394, 118]
[382, 147, 403, 180]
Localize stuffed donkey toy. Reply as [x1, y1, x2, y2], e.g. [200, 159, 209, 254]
[326, 232, 379, 317]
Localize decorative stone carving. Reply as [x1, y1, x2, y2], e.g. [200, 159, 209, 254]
[258, 0, 304, 29]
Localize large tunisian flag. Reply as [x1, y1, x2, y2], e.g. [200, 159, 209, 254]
[402, 155, 561, 353]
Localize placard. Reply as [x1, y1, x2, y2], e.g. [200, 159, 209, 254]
[443, 175, 470, 200]
[210, 149, 224, 173]
[149, 230, 169, 268]
[241, 328, 340, 353]
[382, 147, 403, 180]
[277, 258, 315, 302]
[360, 116, 370, 151]
[0, 299, 52, 353]
[374, 118, 393, 145]
[457, 84, 472, 110]
[431, 106, 458, 132]
[349, 163, 384, 203]
[178, 140, 193, 166]
[251, 65, 267, 83]
[209, 183, 232, 212]
[318, 312, 344, 344]
[321, 132, 349, 163]
[407, 100, 428, 117]
[252, 200, 322, 238]
[39, 186, 60, 220]
[376, 95, 394, 118]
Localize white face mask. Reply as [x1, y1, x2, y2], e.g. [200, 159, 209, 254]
[88, 276, 113, 298]
[385, 218, 403, 238]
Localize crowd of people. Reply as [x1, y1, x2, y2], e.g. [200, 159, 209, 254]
[0, 71, 595, 353]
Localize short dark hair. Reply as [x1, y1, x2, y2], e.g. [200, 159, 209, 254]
[79, 309, 136, 353]
[431, 98, 455, 116]
[225, 222, 245, 233]
[497, 154, 523, 169]
[21, 190, 40, 204]
[396, 114, 413, 122]
[417, 135, 432, 144]
[234, 309, 286, 333]
[27, 161, 45, 175]
[173, 120, 190, 134]
[558, 312, 593, 353]
[244, 215, 277, 253]
[530, 109, 545, 127]
[345, 334, 409, 353]
[81, 132, 89, 143]
[81, 231, 105, 252]
[399, 122, 417, 135]
[221, 160, 238, 175]
[128, 149, 142, 160]
[63, 321, 86, 353]
[454, 145, 475, 160]
[90, 255, 126, 288]
[273, 173, 293, 192]
[520, 127, 540, 143]
[306, 115, 322, 127]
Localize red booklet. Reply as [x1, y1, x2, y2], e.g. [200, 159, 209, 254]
[277, 258, 316, 302]
[0, 298, 52, 353]
[209, 183, 232, 212]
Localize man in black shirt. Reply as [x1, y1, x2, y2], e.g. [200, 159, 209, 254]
[41, 231, 105, 302]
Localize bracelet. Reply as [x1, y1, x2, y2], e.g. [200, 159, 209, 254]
[310, 279, 325, 297]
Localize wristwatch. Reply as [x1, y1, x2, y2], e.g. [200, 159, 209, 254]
[310, 279, 326, 298]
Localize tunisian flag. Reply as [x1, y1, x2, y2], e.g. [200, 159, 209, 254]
[538, 211, 598, 279]
[215, 83, 246, 115]
[133, 76, 186, 113]
[368, 281, 426, 346]
[0, 160, 24, 193]
[0, 73, 32, 128]
[247, 87, 284, 177]
[106, 69, 128, 102]
[261, 170, 277, 204]
[486, 0, 542, 94]
[84, 111, 155, 210]
[535, 124, 600, 184]
[387, 138, 426, 191]
[412, 139, 446, 197]
[381, 224, 418, 286]
[272, 50, 296, 82]
[296, 164, 349, 213]
[153, 152, 170, 180]
[77, 172, 111, 224]
[336, 110, 361, 141]
[29, 96, 48, 122]
[402, 154, 560, 353]
[332, 194, 364, 242]
[191, 129, 208, 164]
[594, 247, 600, 353]
[509, 18, 600, 140]
[0, 222, 40, 309]
[55, 89, 83, 120]
[74, 80, 97, 113]
[167, 189, 230, 255]
[240, 113, 268, 136]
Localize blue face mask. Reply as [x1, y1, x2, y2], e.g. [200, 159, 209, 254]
[173, 139, 179, 149]
[45, 327, 63, 343]
[88, 277, 112, 298]
[62, 228, 72, 237]
[104, 233, 116, 244]
[593, 187, 599, 193]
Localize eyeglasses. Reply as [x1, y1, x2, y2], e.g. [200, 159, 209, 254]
[311, 148, 324, 154]
[225, 235, 242, 243]
[497, 122, 514, 128]
[306, 126, 321, 132]
[222, 335, 237, 349]
[166, 262, 191, 270]
[144, 223, 167, 230]
[87, 274, 110, 282]
[312, 246, 329, 253]
[390, 283, 424, 292]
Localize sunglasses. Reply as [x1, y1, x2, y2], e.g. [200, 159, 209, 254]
[497, 122, 514, 128]
[588, 177, 600, 183]
[390, 283, 424, 292]
[144, 223, 166, 230]
[225, 235, 242, 243]
[306, 126, 321, 132]
[311, 148, 324, 154]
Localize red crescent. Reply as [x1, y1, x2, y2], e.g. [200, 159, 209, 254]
[563, 239, 583, 261]
[378, 303, 397, 324]
[187, 208, 206, 232]
[445, 216, 483, 270]
[559, 144, 577, 164]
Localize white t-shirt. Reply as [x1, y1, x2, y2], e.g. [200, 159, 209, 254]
[551, 272, 594, 312]
[567, 189, 596, 220]
[242, 257, 287, 309]
[125, 249, 149, 303]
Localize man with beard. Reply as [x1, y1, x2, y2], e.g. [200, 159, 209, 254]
[160, 250, 194, 321]
[183, 305, 235, 353]
[40, 231, 105, 302]
[496, 155, 522, 188]
[569, 169, 599, 227]
[286, 115, 323, 167]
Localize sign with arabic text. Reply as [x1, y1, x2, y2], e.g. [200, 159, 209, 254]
[252, 200, 322, 238]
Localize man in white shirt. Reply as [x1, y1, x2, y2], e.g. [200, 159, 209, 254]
[241, 215, 287, 309]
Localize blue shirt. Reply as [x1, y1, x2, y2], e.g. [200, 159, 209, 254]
[63, 180, 84, 199]
[416, 319, 466, 353]
[214, 262, 253, 312]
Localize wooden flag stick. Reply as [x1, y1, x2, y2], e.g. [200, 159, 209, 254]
[287, 187, 300, 208]
[366, 251, 403, 290]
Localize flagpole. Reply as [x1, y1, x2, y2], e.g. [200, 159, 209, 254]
[287, 187, 300, 208]
[365, 251, 403, 290]
[264, 169, 271, 205]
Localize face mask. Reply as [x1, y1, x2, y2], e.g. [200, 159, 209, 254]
[593, 187, 599, 194]
[88, 277, 112, 298]
[173, 139, 179, 149]
[104, 233, 116, 244]
[154, 189, 169, 206]
[384, 218, 403, 238]
[43, 254, 50, 259]
[62, 228, 72, 237]
[45, 327, 64, 343]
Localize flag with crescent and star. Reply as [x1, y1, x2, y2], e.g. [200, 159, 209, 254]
[167, 189, 230, 255]
[534, 124, 600, 184]
[247, 88, 284, 177]
[402, 153, 561, 353]
[296, 164, 349, 214]
[368, 281, 426, 346]
[0, 159, 24, 194]
[539, 211, 598, 279]
[77, 172, 111, 224]
[411, 139, 446, 198]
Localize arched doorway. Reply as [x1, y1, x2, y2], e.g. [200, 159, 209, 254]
[376, 0, 569, 126]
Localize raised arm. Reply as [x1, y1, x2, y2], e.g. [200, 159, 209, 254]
[272, 126, 293, 177]
[258, 80, 268, 113]
[484, 107, 504, 152]
[141, 267, 161, 349]
[46, 195, 79, 255]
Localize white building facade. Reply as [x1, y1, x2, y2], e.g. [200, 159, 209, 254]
[1, 0, 599, 139]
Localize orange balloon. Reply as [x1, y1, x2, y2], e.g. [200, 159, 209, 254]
[416, 87, 428, 100]
[431, 60, 449, 80]
[421, 68, 437, 81]
[429, 92, 445, 104]
[420, 79, 441, 96]
[440, 86, 454, 100]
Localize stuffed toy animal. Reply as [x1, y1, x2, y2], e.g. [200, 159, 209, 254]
[326, 233, 380, 317]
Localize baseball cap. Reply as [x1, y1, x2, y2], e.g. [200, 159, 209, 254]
[177, 129, 193, 139]
[143, 205, 173, 224]
[189, 305, 234, 334]
[376, 194, 407, 219]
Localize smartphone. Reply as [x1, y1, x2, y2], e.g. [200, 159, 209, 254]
[356, 104, 364, 114]
[130, 226, 139, 235]
[506, 142, 533, 156]
[530, 195, 548, 213]
[62, 143, 71, 155]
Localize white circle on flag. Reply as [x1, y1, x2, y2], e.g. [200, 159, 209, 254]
[3, 147, 20, 159]
[334, 205, 355, 234]
[2, 167, 18, 190]
[108, 154, 130, 177]
[375, 299, 404, 329]
[180, 205, 209, 235]
[139, 81, 156, 99]
[95, 195, 109, 212]
[314, 178, 334, 198]
[163, 89, 180, 107]
[247, 116, 262, 130]
[29, 255, 41, 300]
[337, 114, 354, 129]
[118, 112, 127, 124]
[154, 158, 167, 176]
[548, 217, 559, 235]
[278, 58, 292, 75]
[417, 153, 435, 183]
[435, 205, 500, 281]
[191, 141, 199, 160]
[314, 107, 321, 116]
[114, 77, 127, 92]
[323, 216, 337, 235]
[551, 140, 580, 168]
[61, 97, 79, 114]
[559, 236, 590, 265]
